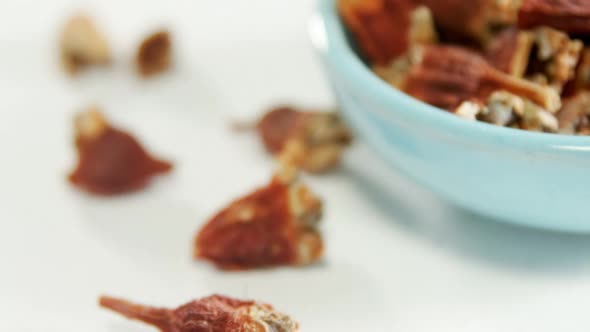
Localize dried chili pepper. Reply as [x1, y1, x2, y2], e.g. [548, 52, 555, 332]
[518, 0, 590, 36]
[256, 107, 307, 154]
[377, 45, 561, 111]
[68, 108, 172, 195]
[60, 14, 110, 75]
[255, 106, 352, 173]
[194, 155, 323, 270]
[557, 91, 590, 134]
[529, 27, 583, 92]
[574, 48, 590, 91]
[338, 0, 437, 65]
[136, 30, 172, 77]
[417, 0, 520, 44]
[486, 28, 534, 77]
[487, 27, 583, 93]
[99, 295, 300, 332]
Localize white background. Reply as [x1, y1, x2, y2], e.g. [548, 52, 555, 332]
[1, 0, 590, 331]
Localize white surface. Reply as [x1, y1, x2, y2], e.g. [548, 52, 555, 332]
[1, 1, 590, 331]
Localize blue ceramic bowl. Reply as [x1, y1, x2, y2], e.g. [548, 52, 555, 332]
[311, 0, 590, 232]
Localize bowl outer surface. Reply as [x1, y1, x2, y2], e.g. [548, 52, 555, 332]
[313, 0, 590, 232]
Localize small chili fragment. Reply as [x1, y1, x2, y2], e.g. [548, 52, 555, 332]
[486, 28, 534, 77]
[518, 0, 590, 36]
[194, 168, 323, 270]
[529, 27, 583, 93]
[337, 0, 437, 65]
[487, 27, 583, 93]
[574, 48, 590, 91]
[68, 108, 172, 195]
[256, 107, 307, 154]
[377, 45, 561, 111]
[136, 30, 172, 77]
[418, 0, 520, 44]
[557, 92, 590, 134]
[60, 14, 111, 75]
[256, 106, 353, 173]
[99, 295, 300, 332]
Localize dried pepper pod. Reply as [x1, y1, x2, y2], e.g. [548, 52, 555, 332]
[417, 0, 520, 43]
[378, 45, 561, 111]
[255, 106, 353, 173]
[68, 108, 173, 195]
[99, 295, 300, 332]
[486, 28, 534, 77]
[337, 0, 437, 65]
[557, 92, 590, 134]
[60, 14, 111, 75]
[255, 107, 307, 154]
[487, 27, 582, 93]
[136, 30, 172, 77]
[518, 0, 590, 36]
[574, 48, 590, 91]
[529, 27, 583, 92]
[194, 154, 323, 270]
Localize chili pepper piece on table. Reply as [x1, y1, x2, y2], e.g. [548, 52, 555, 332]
[99, 295, 300, 332]
[60, 14, 111, 75]
[194, 142, 323, 270]
[68, 108, 172, 195]
[256, 106, 353, 173]
[136, 30, 172, 77]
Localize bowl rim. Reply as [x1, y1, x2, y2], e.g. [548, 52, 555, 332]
[311, 0, 590, 151]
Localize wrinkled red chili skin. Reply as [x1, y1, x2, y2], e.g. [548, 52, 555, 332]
[486, 28, 521, 74]
[256, 107, 307, 154]
[99, 295, 263, 332]
[338, 0, 413, 65]
[170, 296, 257, 332]
[195, 178, 298, 269]
[404, 45, 490, 109]
[417, 0, 486, 41]
[518, 0, 590, 35]
[69, 127, 172, 195]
